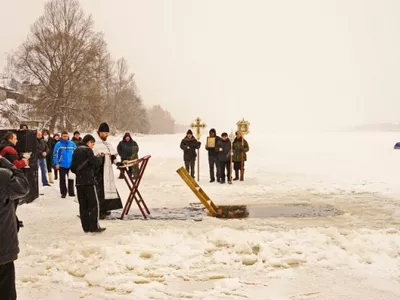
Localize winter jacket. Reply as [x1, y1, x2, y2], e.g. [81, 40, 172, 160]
[51, 138, 59, 150]
[180, 136, 201, 161]
[117, 133, 139, 160]
[36, 138, 49, 160]
[216, 138, 232, 162]
[232, 138, 249, 162]
[70, 143, 102, 186]
[52, 139, 76, 169]
[0, 158, 30, 266]
[71, 137, 82, 146]
[206, 136, 221, 157]
[0, 140, 27, 169]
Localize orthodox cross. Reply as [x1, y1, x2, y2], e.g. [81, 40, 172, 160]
[190, 117, 207, 140]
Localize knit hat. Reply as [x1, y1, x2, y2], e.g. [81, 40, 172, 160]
[187, 129, 193, 135]
[98, 122, 110, 132]
[82, 134, 96, 144]
[73, 131, 80, 135]
[221, 132, 228, 137]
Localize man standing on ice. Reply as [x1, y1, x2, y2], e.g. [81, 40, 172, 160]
[205, 128, 221, 182]
[53, 131, 76, 198]
[0, 155, 30, 299]
[93, 123, 123, 219]
[71, 134, 105, 233]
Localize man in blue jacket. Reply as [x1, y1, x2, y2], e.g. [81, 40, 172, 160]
[53, 131, 77, 198]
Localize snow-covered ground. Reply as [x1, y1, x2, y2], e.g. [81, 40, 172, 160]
[15, 131, 400, 299]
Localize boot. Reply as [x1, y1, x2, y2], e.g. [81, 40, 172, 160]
[68, 179, 75, 196]
[118, 170, 124, 179]
[48, 172, 54, 183]
[240, 169, 244, 181]
[233, 170, 239, 181]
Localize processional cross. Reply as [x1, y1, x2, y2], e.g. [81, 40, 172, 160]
[190, 117, 207, 140]
[236, 118, 250, 181]
[190, 117, 207, 181]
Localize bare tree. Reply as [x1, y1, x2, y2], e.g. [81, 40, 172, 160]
[14, 0, 107, 132]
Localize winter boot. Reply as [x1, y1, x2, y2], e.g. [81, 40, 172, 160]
[48, 172, 54, 183]
[68, 179, 76, 197]
[233, 170, 239, 181]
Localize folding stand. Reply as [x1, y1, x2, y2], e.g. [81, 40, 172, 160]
[118, 155, 151, 220]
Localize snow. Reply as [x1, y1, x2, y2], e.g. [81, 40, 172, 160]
[0, 98, 32, 127]
[15, 132, 400, 299]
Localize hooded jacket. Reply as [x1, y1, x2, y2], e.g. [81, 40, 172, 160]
[117, 133, 139, 160]
[206, 128, 221, 157]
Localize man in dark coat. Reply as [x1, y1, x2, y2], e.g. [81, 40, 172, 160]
[71, 131, 82, 146]
[42, 129, 55, 183]
[93, 122, 123, 219]
[0, 156, 30, 299]
[117, 132, 139, 179]
[36, 130, 50, 186]
[205, 128, 221, 182]
[216, 132, 232, 184]
[180, 129, 201, 178]
[71, 134, 105, 233]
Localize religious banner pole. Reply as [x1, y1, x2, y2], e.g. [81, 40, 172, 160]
[190, 117, 207, 181]
[236, 118, 250, 181]
[229, 130, 235, 182]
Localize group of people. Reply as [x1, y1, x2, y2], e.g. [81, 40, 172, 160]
[180, 128, 250, 184]
[0, 123, 142, 233]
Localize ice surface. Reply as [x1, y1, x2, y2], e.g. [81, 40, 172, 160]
[14, 132, 400, 299]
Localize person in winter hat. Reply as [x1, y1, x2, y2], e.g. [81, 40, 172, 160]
[216, 132, 232, 184]
[180, 129, 201, 178]
[71, 134, 105, 233]
[232, 131, 250, 181]
[117, 132, 139, 179]
[205, 128, 221, 182]
[93, 122, 123, 219]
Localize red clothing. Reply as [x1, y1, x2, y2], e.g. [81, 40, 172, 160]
[0, 144, 26, 169]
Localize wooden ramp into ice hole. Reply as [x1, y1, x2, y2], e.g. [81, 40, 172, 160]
[176, 167, 219, 216]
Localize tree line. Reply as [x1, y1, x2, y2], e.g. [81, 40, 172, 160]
[3, 0, 176, 134]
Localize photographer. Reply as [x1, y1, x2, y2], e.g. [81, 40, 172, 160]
[0, 155, 30, 299]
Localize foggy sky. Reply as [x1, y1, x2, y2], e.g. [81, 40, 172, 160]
[1, 0, 400, 133]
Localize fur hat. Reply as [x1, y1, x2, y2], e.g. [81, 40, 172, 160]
[98, 122, 110, 132]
